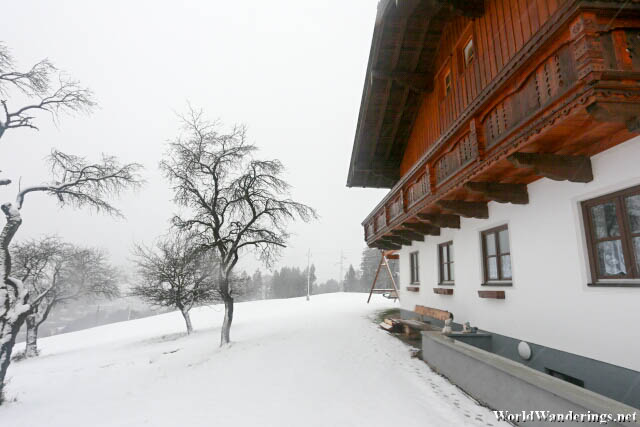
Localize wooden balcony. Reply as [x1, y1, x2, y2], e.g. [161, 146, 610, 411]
[365, 6, 640, 250]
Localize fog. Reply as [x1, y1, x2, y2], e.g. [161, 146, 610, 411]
[2, 0, 387, 281]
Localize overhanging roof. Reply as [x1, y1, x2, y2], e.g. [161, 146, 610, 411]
[346, 0, 483, 189]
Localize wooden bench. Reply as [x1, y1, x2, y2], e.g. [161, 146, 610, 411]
[379, 306, 453, 337]
[415, 305, 453, 322]
[396, 318, 435, 337]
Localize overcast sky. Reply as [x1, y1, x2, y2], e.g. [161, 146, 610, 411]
[2, 0, 387, 282]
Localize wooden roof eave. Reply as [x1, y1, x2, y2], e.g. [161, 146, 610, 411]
[347, 0, 431, 190]
[347, 1, 486, 190]
[347, 0, 397, 189]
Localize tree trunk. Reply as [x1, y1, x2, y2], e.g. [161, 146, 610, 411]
[220, 294, 234, 346]
[0, 317, 24, 403]
[0, 202, 24, 404]
[180, 309, 193, 335]
[25, 315, 39, 358]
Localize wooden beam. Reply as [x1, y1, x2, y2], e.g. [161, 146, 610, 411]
[437, 200, 489, 218]
[464, 182, 529, 204]
[390, 0, 422, 16]
[353, 160, 398, 173]
[403, 222, 441, 236]
[417, 213, 461, 229]
[384, 87, 411, 160]
[371, 240, 401, 251]
[366, 3, 411, 171]
[393, 229, 425, 242]
[371, 70, 433, 93]
[507, 152, 593, 183]
[442, 0, 484, 17]
[586, 101, 640, 131]
[383, 235, 411, 246]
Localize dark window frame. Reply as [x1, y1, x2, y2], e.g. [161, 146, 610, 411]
[582, 185, 640, 286]
[443, 70, 451, 97]
[481, 224, 512, 285]
[463, 37, 475, 68]
[438, 241, 455, 285]
[409, 251, 420, 285]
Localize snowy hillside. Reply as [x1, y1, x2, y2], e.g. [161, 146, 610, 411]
[0, 294, 505, 427]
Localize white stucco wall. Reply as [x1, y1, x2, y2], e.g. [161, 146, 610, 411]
[397, 135, 640, 372]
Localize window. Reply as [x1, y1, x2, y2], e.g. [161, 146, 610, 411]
[481, 225, 512, 284]
[438, 241, 454, 284]
[443, 70, 451, 97]
[582, 185, 640, 283]
[409, 251, 420, 284]
[463, 38, 475, 67]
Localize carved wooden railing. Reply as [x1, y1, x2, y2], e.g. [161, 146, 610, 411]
[483, 45, 575, 148]
[365, 222, 375, 240]
[375, 211, 386, 232]
[363, 8, 640, 245]
[434, 130, 478, 186]
[388, 191, 404, 220]
[407, 171, 430, 207]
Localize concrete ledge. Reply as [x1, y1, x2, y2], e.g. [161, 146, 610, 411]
[421, 331, 639, 426]
[446, 332, 492, 352]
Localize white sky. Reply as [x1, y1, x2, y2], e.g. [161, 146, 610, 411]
[2, 0, 387, 282]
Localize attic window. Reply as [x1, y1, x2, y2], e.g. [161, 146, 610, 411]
[444, 70, 451, 97]
[463, 38, 475, 67]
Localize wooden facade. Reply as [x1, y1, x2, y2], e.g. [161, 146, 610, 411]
[347, 0, 640, 249]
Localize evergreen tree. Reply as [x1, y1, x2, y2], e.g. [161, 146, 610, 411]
[344, 264, 359, 292]
[252, 270, 266, 300]
[359, 248, 398, 292]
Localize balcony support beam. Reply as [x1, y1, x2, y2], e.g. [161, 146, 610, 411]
[507, 152, 593, 183]
[393, 229, 425, 242]
[403, 222, 441, 236]
[383, 235, 411, 246]
[464, 182, 529, 204]
[437, 200, 489, 219]
[373, 237, 401, 249]
[371, 241, 401, 251]
[417, 213, 461, 229]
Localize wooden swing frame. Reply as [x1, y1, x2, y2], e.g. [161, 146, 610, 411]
[367, 250, 400, 303]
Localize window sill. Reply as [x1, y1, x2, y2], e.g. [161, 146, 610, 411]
[481, 281, 512, 287]
[478, 290, 505, 299]
[406, 286, 420, 292]
[587, 281, 640, 288]
[433, 288, 454, 295]
[438, 281, 455, 287]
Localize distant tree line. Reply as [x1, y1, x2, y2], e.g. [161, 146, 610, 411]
[220, 247, 399, 301]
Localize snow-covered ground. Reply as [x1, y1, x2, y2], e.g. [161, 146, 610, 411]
[0, 293, 506, 427]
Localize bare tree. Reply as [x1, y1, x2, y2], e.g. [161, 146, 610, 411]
[13, 238, 120, 358]
[130, 233, 220, 334]
[161, 108, 316, 346]
[0, 42, 142, 403]
[0, 42, 94, 143]
[0, 152, 141, 401]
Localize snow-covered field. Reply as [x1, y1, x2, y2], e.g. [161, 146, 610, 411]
[0, 293, 506, 427]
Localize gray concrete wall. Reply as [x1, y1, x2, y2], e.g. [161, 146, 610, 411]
[400, 308, 640, 409]
[421, 332, 639, 426]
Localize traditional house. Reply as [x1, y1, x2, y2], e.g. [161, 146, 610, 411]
[348, 0, 640, 415]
